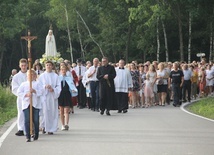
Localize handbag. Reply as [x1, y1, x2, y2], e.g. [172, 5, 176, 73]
[158, 79, 164, 85]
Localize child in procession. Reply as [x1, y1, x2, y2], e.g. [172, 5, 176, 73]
[17, 70, 43, 142]
[38, 61, 61, 135]
[144, 74, 154, 108]
[58, 65, 78, 130]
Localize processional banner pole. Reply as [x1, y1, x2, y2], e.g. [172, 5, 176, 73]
[21, 30, 37, 137]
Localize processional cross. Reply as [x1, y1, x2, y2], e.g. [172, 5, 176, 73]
[21, 30, 37, 138]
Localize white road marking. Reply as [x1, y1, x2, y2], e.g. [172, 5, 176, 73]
[180, 101, 214, 122]
[0, 121, 16, 148]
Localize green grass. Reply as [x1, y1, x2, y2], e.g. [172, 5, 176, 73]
[187, 97, 214, 120]
[0, 86, 17, 126]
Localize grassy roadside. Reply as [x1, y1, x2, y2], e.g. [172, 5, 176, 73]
[186, 97, 214, 120]
[0, 86, 17, 126]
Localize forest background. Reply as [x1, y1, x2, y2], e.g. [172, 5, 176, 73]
[1, 0, 214, 83]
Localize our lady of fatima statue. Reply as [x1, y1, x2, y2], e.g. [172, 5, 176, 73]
[45, 25, 57, 57]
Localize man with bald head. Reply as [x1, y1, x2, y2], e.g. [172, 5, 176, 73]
[87, 58, 100, 111]
[182, 64, 192, 102]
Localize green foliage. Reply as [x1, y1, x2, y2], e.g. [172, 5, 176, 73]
[187, 97, 214, 120]
[0, 87, 17, 125]
[0, 0, 28, 39]
[1, 0, 214, 81]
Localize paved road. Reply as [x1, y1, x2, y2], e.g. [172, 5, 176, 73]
[0, 105, 214, 155]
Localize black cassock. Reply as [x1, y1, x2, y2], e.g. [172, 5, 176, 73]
[97, 65, 117, 111]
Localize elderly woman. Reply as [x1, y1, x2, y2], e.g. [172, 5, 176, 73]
[156, 62, 168, 106]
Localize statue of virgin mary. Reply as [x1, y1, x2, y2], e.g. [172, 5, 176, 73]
[45, 28, 57, 57]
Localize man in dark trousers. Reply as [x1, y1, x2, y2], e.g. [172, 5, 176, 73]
[182, 64, 192, 102]
[87, 58, 100, 112]
[74, 59, 87, 109]
[97, 57, 117, 116]
[168, 62, 184, 107]
[114, 59, 133, 113]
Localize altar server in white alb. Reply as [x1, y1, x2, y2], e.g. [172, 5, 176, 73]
[38, 61, 61, 135]
[17, 70, 43, 142]
[114, 59, 133, 113]
[12, 58, 28, 136]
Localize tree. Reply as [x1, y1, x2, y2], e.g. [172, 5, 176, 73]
[0, 0, 29, 81]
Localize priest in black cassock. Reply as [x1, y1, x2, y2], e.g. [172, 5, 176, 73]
[97, 57, 117, 116]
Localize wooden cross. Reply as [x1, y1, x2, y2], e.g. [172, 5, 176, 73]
[21, 30, 37, 138]
[21, 30, 37, 62]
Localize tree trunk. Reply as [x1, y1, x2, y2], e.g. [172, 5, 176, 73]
[143, 48, 146, 63]
[177, 4, 184, 61]
[188, 12, 192, 63]
[157, 17, 160, 62]
[125, 23, 132, 63]
[0, 39, 5, 82]
[161, 19, 168, 62]
[209, 22, 213, 62]
[64, 5, 73, 63]
[76, 10, 104, 57]
[77, 19, 85, 59]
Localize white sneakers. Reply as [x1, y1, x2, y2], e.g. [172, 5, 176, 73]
[61, 125, 69, 131]
[61, 126, 66, 131]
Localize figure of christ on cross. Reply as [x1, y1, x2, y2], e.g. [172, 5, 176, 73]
[21, 30, 37, 139]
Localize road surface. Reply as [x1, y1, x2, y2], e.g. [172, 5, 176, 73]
[0, 105, 214, 155]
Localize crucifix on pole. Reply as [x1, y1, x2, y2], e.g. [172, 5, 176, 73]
[21, 30, 37, 138]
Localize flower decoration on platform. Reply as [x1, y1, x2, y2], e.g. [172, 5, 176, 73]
[40, 52, 64, 70]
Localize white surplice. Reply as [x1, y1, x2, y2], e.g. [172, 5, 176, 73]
[12, 71, 27, 131]
[38, 71, 61, 132]
[17, 80, 43, 110]
[114, 67, 133, 93]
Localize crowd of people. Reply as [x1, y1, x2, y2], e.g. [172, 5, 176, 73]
[10, 57, 214, 142]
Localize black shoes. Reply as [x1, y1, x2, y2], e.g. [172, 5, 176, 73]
[100, 110, 111, 115]
[15, 130, 24, 136]
[34, 134, 39, 140]
[173, 104, 181, 107]
[106, 111, 111, 116]
[42, 128, 46, 134]
[100, 110, 104, 115]
[123, 110, 128, 113]
[118, 110, 128, 113]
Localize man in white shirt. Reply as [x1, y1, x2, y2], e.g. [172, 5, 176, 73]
[182, 64, 192, 102]
[12, 58, 28, 136]
[87, 58, 100, 111]
[74, 59, 87, 109]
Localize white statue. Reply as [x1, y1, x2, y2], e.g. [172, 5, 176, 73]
[45, 29, 57, 57]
